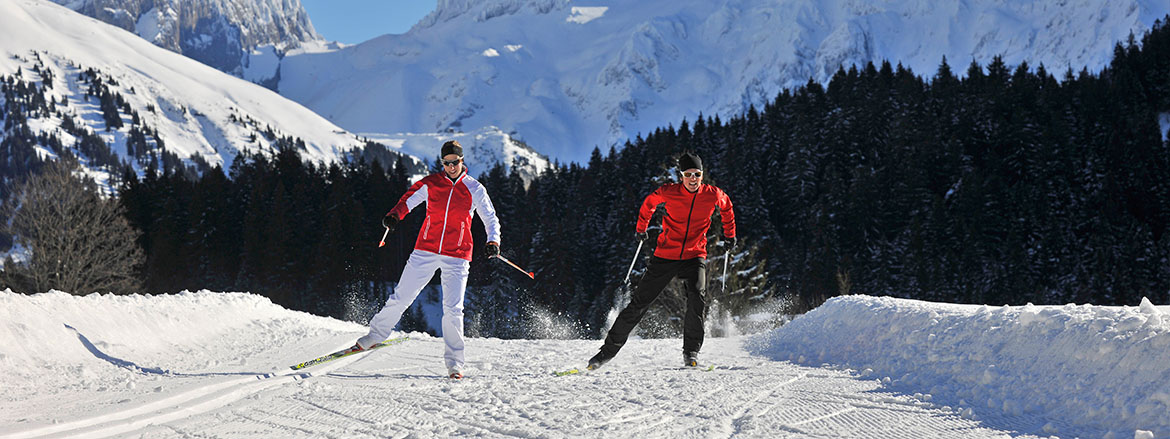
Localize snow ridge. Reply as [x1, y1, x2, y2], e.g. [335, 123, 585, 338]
[748, 295, 1170, 438]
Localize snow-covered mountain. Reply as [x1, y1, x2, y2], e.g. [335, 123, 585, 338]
[47, 0, 320, 79]
[0, 0, 548, 188]
[0, 0, 369, 186]
[1, 290, 1166, 437]
[267, 0, 1170, 164]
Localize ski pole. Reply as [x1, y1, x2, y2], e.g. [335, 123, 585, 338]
[494, 255, 535, 279]
[377, 227, 390, 248]
[623, 240, 644, 285]
[721, 246, 731, 292]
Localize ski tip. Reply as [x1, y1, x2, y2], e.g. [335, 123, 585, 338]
[527, 272, 535, 279]
[378, 241, 385, 248]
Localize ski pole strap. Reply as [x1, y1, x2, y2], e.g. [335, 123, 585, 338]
[624, 240, 644, 285]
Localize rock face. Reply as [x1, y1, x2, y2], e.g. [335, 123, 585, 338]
[49, 0, 319, 76]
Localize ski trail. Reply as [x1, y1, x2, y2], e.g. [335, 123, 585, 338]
[788, 407, 859, 427]
[2, 342, 378, 439]
[721, 371, 807, 437]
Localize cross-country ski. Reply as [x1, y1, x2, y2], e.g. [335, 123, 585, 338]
[289, 336, 409, 370]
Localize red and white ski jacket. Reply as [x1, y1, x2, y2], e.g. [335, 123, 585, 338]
[387, 168, 501, 261]
[637, 183, 735, 260]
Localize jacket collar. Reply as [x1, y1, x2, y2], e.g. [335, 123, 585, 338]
[439, 167, 468, 185]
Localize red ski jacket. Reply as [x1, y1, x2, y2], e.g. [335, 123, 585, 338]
[636, 183, 736, 260]
[387, 168, 501, 261]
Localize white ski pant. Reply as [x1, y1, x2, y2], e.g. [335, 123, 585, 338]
[358, 249, 470, 371]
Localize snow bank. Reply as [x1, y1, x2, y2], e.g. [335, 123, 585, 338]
[748, 295, 1170, 438]
[0, 289, 360, 389]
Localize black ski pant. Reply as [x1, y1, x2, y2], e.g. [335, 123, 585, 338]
[599, 256, 707, 358]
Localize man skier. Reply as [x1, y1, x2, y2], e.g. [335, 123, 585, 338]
[350, 140, 501, 379]
[588, 152, 736, 369]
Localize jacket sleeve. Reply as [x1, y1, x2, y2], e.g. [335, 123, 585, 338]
[717, 187, 736, 238]
[471, 182, 502, 244]
[635, 187, 666, 233]
[388, 177, 429, 220]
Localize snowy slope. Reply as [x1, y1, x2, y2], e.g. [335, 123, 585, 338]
[0, 290, 1166, 438]
[1, 0, 547, 184]
[271, 0, 1170, 164]
[0, 0, 369, 178]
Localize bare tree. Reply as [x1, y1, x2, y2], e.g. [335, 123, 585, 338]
[1, 160, 144, 294]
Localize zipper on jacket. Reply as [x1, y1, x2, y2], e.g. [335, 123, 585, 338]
[457, 222, 466, 248]
[422, 216, 431, 240]
[437, 174, 462, 253]
[680, 189, 698, 259]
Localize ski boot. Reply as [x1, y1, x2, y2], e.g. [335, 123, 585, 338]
[343, 342, 365, 355]
[587, 351, 613, 370]
[683, 351, 699, 368]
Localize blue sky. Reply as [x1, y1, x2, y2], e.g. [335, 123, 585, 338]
[300, 0, 437, 45]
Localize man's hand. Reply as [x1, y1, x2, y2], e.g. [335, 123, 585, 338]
[635, 231, 648, 242]
[382, 214, 398, 231]
[723, 235, 737, 249]
[486, 241, 500, 257]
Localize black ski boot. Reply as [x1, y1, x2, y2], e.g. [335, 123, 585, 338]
[587, 351, 613, 370]
[683, 351, 699, 367]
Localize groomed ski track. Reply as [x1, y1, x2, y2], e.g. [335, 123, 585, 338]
[3, 335, 1057, 439]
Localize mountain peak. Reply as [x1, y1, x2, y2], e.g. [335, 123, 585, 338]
[415, 0, 569, 30]
[275, 0, 1170, 164]
[48, 0, 320, 75]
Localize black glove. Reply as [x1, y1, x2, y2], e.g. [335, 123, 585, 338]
[382, 214, 398, 231]
[723, 235, 737, 249]
[635, 231, 648, 242]
[485, 242, 500, 257]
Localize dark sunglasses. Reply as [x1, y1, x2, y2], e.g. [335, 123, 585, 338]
[442, 158, 463, 167]
[681, 171, 702, 178]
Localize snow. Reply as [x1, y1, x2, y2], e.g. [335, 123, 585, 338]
[360, 126, 549, 183]
[0, 0, 431, 185]
[567, 6, 608, 24]
[748, 295, 1170, 438]
[270, 0, 1170, 164]
[1160, 112, 1170, 143]
[241, 44, 281, 84]
[133, 7, 164, 45]
[1, 290, 1166, 438]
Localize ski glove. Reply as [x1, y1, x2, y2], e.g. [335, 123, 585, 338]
[485, 242, 500, 257]
[635, 231, 648, 242]
[382, 214, 398, 231]
[723, 235, 737, 249]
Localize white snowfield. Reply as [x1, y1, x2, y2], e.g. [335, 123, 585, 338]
[0, 290, 1166, 439]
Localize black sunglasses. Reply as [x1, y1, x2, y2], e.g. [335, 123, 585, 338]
[442, 158, 462, 167]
